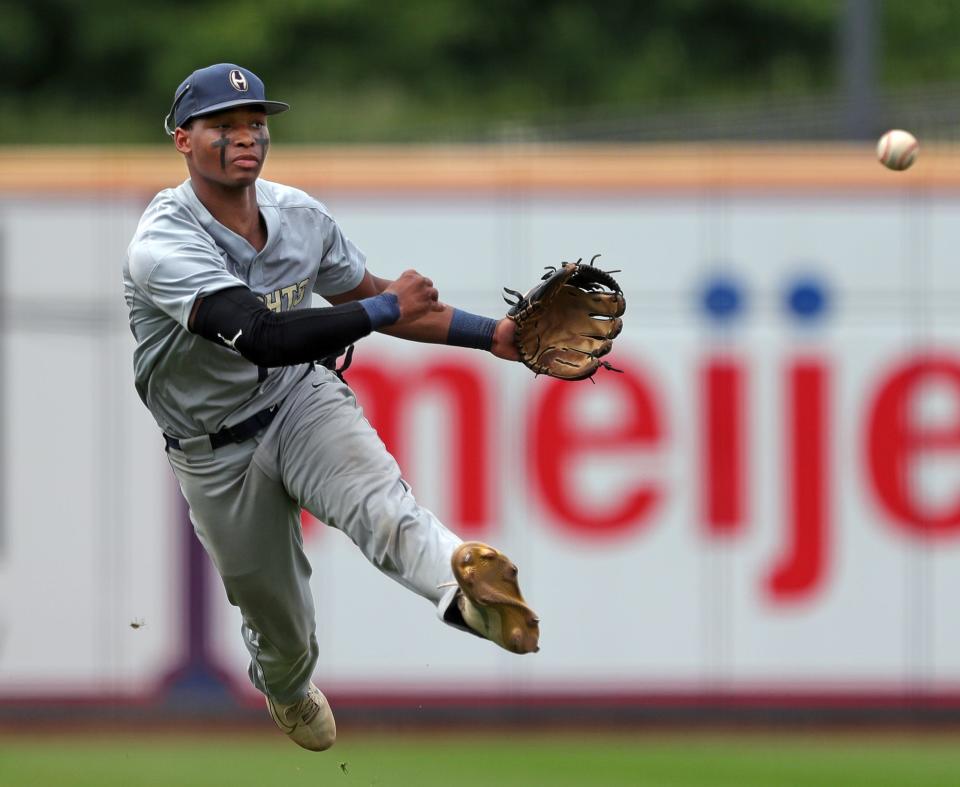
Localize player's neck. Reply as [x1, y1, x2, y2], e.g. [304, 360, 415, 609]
[190, 178, 266, 251]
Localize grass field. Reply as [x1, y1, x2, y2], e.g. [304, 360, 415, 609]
[2, 730, 960, 787]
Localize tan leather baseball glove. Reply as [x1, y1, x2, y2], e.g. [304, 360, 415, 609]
[504, 255, 625, 381]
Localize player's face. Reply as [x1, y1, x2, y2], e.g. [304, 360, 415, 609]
[176, 107, 270, 188]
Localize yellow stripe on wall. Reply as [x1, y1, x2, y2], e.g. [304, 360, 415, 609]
[1, 144, 959, 194]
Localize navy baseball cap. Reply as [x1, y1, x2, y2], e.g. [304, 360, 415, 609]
[164, 63, 289, 135]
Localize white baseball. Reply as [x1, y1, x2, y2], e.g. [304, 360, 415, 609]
[876, 129, 919, 171]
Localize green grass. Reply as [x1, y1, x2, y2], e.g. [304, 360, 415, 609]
[1, 730, 959, 787]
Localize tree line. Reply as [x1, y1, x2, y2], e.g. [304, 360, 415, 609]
[0, 0, 953, 143]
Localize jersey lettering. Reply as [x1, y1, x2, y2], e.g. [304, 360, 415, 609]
[259, 279, 309, 313]
[262, 290, 282, 313]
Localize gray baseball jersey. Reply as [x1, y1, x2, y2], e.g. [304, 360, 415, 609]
[124, 176, 466, 707]
[123, 178, 366, 437]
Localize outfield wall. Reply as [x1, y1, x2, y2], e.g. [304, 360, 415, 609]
[1, 145, 960, 714]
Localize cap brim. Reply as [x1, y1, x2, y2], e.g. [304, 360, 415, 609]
[186, 99, 290, 124]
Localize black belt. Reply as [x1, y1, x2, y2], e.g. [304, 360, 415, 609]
[164, 403, 280, 453]
[163, 363, 318, 453]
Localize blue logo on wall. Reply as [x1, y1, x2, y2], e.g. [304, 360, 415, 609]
[701, 275, 745, 323]
[700, 272, 829, 325]
[785, 277, 829, 322]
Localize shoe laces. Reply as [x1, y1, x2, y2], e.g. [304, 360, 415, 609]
[279, 691, 322, 726]
[295, 693, 323, 725]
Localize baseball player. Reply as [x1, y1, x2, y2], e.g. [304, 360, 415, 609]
[123, 63, 539, 751]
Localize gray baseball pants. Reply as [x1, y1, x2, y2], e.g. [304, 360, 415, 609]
[166, 366, 464, 704]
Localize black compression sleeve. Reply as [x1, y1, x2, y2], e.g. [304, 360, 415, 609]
[191, 286, 373, 367]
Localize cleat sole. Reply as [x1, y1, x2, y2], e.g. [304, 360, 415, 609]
[452, 541, 540, 654]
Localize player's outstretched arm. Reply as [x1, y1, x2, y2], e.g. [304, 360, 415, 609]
[327, 269, 519, 360]
[190, 271, 446, 366]
[326, 269, 446, 340]
[190, 285, 396, 367]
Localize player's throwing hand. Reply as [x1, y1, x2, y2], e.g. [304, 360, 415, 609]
[385, 269, 444, 324]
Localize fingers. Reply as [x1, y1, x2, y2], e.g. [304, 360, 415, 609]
[416, 278, 440, 313]
[390, 269, 444, 321]
[400, 270, 436, 295]
[401, 269, 432, 287]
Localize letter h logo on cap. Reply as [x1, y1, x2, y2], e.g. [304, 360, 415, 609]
[229, 69, 248, 92]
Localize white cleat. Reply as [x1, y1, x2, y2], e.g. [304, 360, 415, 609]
[266, 682, 337, 751]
